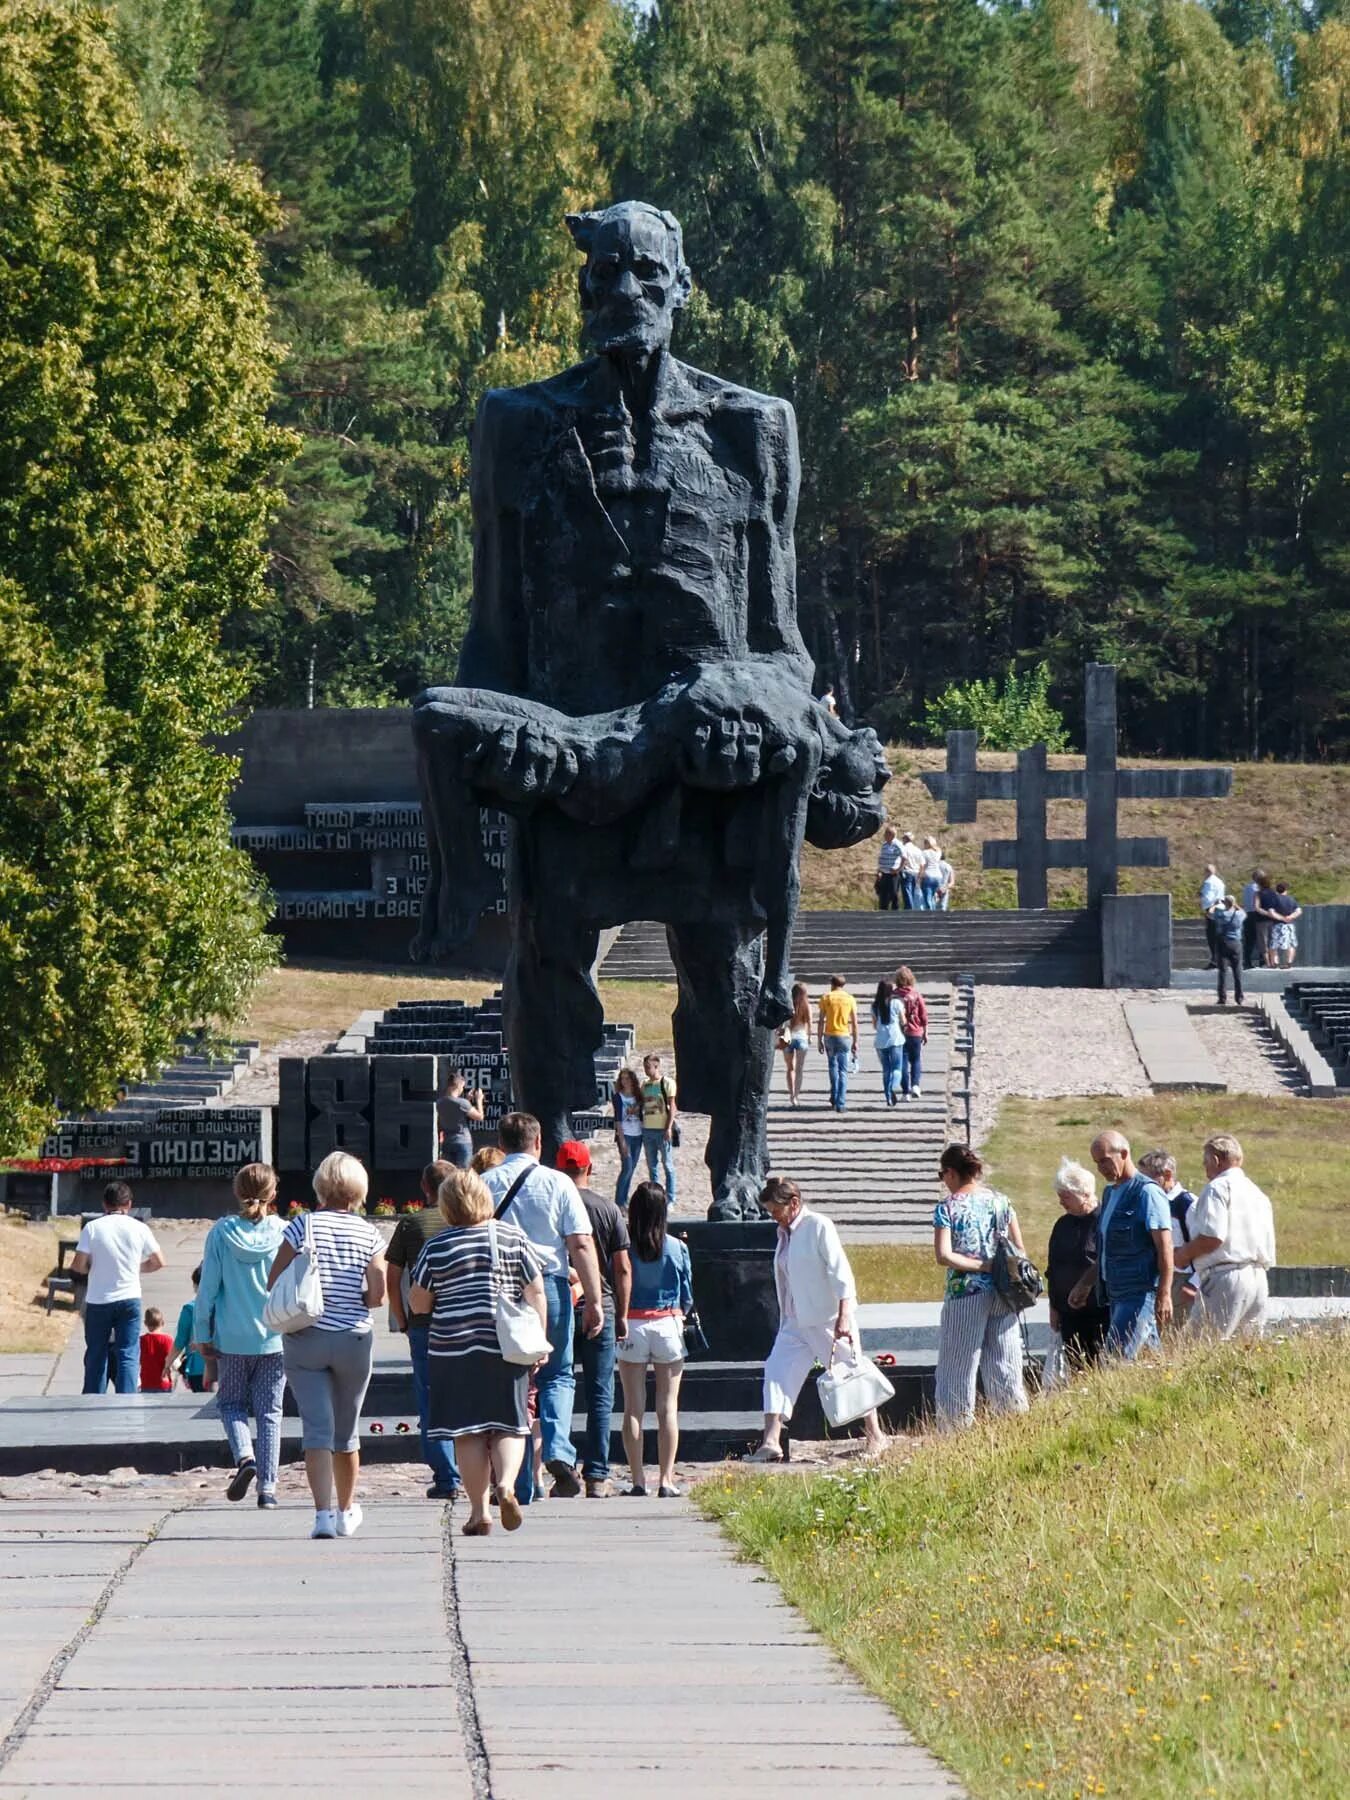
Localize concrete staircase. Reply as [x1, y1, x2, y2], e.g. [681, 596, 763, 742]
[601, 908, 1100, 986]
[763, 986, 955, 1245]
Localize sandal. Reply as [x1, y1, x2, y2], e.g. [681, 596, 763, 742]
[498, 1492, 523, 1532]
[461, 1519, 492, 1537]
[623, 1484, 648, 1497]
[745, 1444, 784, 1464]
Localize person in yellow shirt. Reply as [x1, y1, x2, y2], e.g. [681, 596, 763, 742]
[817, 974, 859, 1111]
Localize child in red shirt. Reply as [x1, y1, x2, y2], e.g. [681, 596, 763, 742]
[139, 1308, 175, 1393]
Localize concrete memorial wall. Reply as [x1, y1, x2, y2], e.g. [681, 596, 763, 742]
[37, 1108, 272, 1217]
[219, 709, 511, 968]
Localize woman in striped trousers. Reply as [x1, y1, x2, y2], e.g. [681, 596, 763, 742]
[932, 1144, 1029, 1429]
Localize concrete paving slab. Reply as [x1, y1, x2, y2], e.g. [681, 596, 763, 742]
[1123, 999, 1226, 1090]
[0, 1494, 964, 1799]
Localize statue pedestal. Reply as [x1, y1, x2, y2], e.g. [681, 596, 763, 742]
[675, 1219, 779, 1362]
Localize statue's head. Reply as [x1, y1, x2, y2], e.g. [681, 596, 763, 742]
[565, 201, 692, 357]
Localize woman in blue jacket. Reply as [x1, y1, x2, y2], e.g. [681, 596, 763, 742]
[193, 1164, 287, 1507]
[614, 1181, 694, 1498]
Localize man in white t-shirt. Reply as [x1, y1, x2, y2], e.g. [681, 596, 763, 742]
[1173, 1134, 1275, 1340]
[481, 1112, 601, 1500]
[70, 1182, 165, 1394]
[1198, 864, 1225, 968]
[898, 832, 924, 910]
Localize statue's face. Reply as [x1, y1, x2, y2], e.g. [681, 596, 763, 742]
[583, 211, 683, 356]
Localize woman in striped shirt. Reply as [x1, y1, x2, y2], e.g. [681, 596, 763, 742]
[268, 1152, 386, 1540]
[409, 1168, 545, 1537]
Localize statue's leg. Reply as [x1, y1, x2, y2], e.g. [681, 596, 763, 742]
[752, 742, 822, 1029]
[666, 921, 773, 1222]
[502, 886, 604, 1170]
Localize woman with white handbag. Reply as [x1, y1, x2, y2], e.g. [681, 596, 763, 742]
[747, 1177, 887, 1462]
[408, 1168, 547, 1537]
[266, 1152, 386, 1540]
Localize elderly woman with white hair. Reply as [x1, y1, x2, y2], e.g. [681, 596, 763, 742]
[1045, 1158, 1110, 1369]
[268, 1152, 386, 1540]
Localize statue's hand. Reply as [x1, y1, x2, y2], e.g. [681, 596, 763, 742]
[679, 714, 768, 790]
[463, 717, 580, 803]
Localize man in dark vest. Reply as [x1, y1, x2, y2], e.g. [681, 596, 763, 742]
[412, 201, 887, 1218]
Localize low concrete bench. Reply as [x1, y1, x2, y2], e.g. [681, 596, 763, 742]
[44, 1272, 78, 1312]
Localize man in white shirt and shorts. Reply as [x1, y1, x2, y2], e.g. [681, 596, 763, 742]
[70, 1181, 166, 1393]
[1173, 1135, 1275, 1339]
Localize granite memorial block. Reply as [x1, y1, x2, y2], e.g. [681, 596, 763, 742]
[411, 200, 889, 1218]
[372, 1056, 441, 1169]
[303, 1056, 373, 1164]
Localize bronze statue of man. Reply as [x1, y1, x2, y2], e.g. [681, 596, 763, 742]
[412, 200, 887, 1219]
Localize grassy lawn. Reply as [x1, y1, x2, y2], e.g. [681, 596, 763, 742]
[850, 1093, 1350, 1302]
[236, 960, 680, 1056]
[982, 1094, 1350, 1269]
[800, 748, 1350, 911]
[0, 1215, 80, 1354]
[702, 1328, 1350, 1798]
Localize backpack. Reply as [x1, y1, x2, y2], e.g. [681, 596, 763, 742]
[989, 1200, 1044, 1313]
[901, 991, 924, 1036]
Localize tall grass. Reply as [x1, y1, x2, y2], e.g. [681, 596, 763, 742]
[702, 1329, 1350, 1798]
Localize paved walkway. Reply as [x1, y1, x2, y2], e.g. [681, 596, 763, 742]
[1122, 1000, 1226, 1092]
[0, 1494, 961, 1799]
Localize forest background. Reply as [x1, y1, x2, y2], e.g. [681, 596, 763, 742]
[105, 0, 1349, 760]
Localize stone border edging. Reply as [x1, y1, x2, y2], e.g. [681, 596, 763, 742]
[1257, 994, 1342, 1097]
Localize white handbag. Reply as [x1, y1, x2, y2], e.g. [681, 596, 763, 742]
[817, 1337, 894, 1430]
[262, 1212, 325, 1334]
[489, 1221, 551, 1366]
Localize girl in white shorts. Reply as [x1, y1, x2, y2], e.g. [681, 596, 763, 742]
[616, 1181, 694, 1498]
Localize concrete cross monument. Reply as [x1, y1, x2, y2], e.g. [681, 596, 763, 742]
[920, 663, 1232, 910]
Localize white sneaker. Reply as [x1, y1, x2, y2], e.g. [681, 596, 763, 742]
[336, 1503, 363, 1537]
[911, 1088, 922, 1099]
[311, 1509, 337, 1539]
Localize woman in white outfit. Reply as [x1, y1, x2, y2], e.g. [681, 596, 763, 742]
[1173, 1134, 1275, 1338]
[932, 1143, 1029, 1429]
[748, 1177, 885, 1461]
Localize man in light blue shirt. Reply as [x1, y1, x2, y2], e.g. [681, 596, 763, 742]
[481, 1112, 602, 1500]
[1074, 1131, 1173, 1358]
[875, 825, 903, 911]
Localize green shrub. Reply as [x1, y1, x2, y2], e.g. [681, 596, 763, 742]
[925, 662, 1071, 751]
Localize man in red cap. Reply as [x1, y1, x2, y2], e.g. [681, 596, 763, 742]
[555, 1140, 631, 1497]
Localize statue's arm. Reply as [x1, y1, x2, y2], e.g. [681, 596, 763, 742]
[745, 397, 813, 685]
[456, 389, 528, 696]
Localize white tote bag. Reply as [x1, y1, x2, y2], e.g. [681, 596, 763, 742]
[817, 1337, 894, 1430]
[1040, 1328, 1070, 1393]
[262, 1212, 325, 1334]
[488, 1221, 551, 1366]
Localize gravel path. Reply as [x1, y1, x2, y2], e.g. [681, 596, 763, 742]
[1189, 1004, 1305, 1096]
[970, 986, 1151, 1144]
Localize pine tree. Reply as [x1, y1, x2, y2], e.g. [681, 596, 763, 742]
[0, 1, 288, 1146]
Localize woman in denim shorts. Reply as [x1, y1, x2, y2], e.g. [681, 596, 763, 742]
[615, 1182, 693, 1498]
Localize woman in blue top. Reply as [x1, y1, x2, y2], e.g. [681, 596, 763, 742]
[931, 1143, 1029, 1429]
[615, 1181, 694, 1497]
[193, 1165, 288, 1507]
[871, 978, 904, 1106]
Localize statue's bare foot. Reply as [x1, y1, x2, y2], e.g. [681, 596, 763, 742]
[708, 1171, 767, 1223]
[754, 982, 793, 1031]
